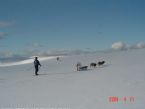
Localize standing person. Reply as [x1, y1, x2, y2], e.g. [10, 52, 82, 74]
[56, 56, 60, 61]
[34, 57, 41, 76]
[76, 62, 81, 71]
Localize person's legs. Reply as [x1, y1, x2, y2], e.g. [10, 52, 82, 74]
[35, 66, 39, 75]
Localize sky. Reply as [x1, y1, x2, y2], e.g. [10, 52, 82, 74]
[0, 0, 145, 56]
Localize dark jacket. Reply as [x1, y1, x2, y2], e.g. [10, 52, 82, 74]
[34, 59, 41, 67]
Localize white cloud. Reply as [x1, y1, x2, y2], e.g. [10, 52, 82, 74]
[111, 42, 127, 50]
[130, 42, 145, 49]
[0, 32, 8, 39]
[24, 49, 69, 57]
[24, 47, 95, 57]
[0, 21, 14, 28]
[0, 51, 14, 58]
[0, 21, 14, 39]
[24, 43, 44, 56]
[112, 41, 145, 50]
[31, 43, 43, 48]
[0, 51, 27, 63]
[136, 42, 145, 49]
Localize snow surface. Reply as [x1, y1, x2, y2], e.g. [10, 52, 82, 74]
[0, 49, 145, 109]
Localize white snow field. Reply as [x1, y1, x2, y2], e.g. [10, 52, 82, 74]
[0, 49, 145, 109]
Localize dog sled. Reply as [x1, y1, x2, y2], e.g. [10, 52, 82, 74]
[76, 61, 105, 71]
[76, 62, 88, 71]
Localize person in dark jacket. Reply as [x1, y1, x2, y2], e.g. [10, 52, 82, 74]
[56, 56, 60, 61]
[34, 57, 41, 76]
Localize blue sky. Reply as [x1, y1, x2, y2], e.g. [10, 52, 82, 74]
[0, 0, 145, 55]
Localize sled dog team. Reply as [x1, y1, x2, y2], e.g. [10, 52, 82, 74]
[33, 57, 105, 76]
[76, 61, 105, 71]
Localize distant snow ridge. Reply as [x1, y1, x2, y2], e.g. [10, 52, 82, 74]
[0, 56, 58, 67]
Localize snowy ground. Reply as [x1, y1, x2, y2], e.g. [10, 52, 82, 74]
[0, 49, 145, 109]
